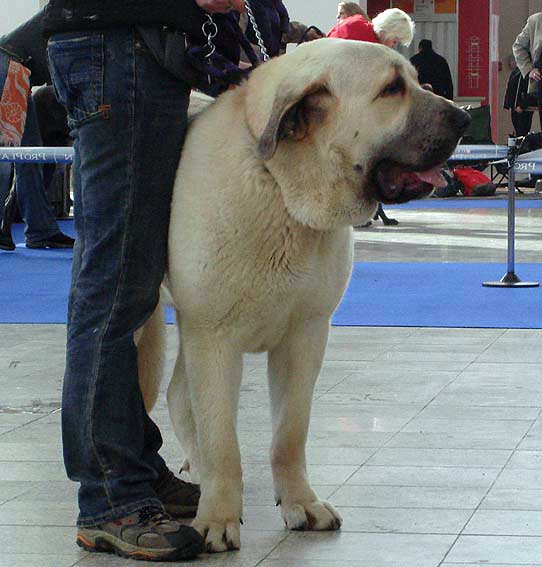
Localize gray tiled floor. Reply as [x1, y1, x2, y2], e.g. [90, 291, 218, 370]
[1, 201, 542, 566]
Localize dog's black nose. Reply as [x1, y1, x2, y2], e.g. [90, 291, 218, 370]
[450, 107, 471, 133]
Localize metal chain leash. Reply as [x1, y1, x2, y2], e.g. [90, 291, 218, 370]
[201, 0, 269, 63]
[243, 0, 270, 62]
[202, 14, 219, 59]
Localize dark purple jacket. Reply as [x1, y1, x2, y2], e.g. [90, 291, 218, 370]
[245, 0, 290, 57]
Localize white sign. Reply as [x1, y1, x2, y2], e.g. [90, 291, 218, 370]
[414, 0, 434, 18]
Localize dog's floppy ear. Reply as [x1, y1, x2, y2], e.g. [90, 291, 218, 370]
[246, 68, 334, 161]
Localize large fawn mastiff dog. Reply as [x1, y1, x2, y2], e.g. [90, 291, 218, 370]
[139, 38, 469, 552]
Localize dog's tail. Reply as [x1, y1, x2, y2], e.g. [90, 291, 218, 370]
[136, 301, 166, 413]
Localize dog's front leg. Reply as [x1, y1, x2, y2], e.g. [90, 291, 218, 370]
[183, 327, 244, 553]
[268, 317, 342, 531]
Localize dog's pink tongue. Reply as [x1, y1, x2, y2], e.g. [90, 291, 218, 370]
[414, 167, 447, 188]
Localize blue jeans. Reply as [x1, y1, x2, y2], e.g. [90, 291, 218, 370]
[0, 51, 61, 241]
[47, 28, 190, 526]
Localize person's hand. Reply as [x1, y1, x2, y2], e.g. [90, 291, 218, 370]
[530, 68, 541, 82]
[195, 0, 245, 13]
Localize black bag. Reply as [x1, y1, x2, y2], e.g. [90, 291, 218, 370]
[434, 169, 461, 198]
[470, 182, 497, 197]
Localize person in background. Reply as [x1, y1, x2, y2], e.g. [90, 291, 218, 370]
[0, 10, 74, 252]
[504, 54, 533, 137]
[410, 39, 454, 100]
[300, 25, 326, 43]
[283, 21, 325, 45]
[44, 0, 247, 561]
[336, 2, 369, 21]
[327, 7, 414, 49]
[513, 12, 542, 130]
[329, 7, 415, 226]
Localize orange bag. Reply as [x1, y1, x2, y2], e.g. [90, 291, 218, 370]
[0, 59, 30, 147]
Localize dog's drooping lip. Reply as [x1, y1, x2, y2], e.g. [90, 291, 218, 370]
[374, 161, 446, 204]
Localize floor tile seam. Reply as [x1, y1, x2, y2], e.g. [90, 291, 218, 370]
[438, 408, 542, 566]
[69, 556, 90, 567]
[300, 529, 470, 536]
[0, 553, 87, 559]
[450, 533, 542, 540]
[0, 410, 60, 439]
[376, 371, 470, 456]
[323, 446, 382, 499]
[390, 416, 540, 422]
[0, 484, 36, 509]
[461, 360, 542, 368]
[382, 445, 530, 451]
[337, 506, 484, 511]
[482, 507, 542, 512]
[402, 417, 536, 426]
[253, 531, 291, 567]
[343, 374, 469, 481]
[339, 483, 496, 489]
[438, 378, 540, 567]
[452, 335, 508, 377]
[349, 464, 505, 470]
[315, 370, 362, 397]
[334, 505, 495, 511]
[0, 522, 76, 527]
[0, 460, 63, 464]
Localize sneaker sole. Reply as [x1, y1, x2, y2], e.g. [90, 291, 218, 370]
[77, 532, 204, 562]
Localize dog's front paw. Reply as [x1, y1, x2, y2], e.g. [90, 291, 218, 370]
[192, 517, 241, 553]
[281, 500, 342, 531]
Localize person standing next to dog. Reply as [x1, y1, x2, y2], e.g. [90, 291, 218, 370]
[44, 0, 246, 561]
[329, 7, 414, 226]
[0, 10, 75, 251]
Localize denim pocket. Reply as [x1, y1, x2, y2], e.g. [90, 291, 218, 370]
[47, 34, 104, 127]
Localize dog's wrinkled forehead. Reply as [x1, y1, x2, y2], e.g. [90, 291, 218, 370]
[296, 39, 412, 94]
[245, 39, 419, 161]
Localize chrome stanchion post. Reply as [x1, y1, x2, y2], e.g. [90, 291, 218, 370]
[483, 137, 539, 288]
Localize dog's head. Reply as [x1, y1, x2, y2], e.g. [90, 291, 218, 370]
[245, 39, 470, 229]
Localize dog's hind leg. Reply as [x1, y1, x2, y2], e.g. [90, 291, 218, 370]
[268, 317, 342, 532]
[182, 325, 244, 553]
[167, 314, 201, 482]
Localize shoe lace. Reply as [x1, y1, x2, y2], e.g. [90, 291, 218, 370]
[137, 506, 172, 527]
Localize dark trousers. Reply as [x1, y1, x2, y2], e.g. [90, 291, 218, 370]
[511, 109, 534, 137]
[48, 28, 191, 526]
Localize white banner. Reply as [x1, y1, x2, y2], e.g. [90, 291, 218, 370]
[414, 0, 434, 18]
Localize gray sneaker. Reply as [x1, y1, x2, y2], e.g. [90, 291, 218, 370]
[77, 506, 204, 561]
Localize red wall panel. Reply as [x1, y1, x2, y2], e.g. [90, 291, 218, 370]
[457, 0, 490, 102]
[367, 0, 391, 19]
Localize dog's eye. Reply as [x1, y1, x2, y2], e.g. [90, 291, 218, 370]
[380, 76, 406, 97]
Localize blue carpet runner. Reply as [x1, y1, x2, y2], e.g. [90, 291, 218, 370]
[2, 221, 540, 328]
